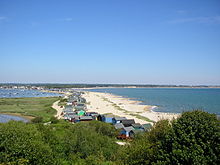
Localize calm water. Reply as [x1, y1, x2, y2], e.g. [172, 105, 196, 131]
[0, 89, 62, 98]
[0, 114, 28, 123]
[89, 88, 220, 115]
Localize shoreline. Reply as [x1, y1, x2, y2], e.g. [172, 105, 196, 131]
[0, 112, 34, 121]
[82, 91, 179, 124]
[80, 86, 220, 90]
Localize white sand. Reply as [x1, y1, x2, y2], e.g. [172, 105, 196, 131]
[52, 100, 64, 119]
[83, 91, 179, 124]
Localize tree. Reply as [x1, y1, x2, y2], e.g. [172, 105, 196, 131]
[120, 120, 171, 165]
[0, 121, 55, 165]
[154, 110, 220, 165]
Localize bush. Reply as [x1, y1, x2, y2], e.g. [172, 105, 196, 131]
[154, 110, 220, 165]
[0, 121, 55, 164]
[66, 121, 119, 160]
[0, 120, 119, 164]
[121, 110, 220, 165]
[50, 116, 59, 124]
[31, 116, 43, 123]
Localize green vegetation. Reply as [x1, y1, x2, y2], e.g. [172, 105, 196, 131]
[0, 110, 219, 164]
[120, 110, 220, 165]
[31, 116, 43, 123]
[129, 113, 154, 123]
[153, 110, 220, 164]
[58, 98, 68, 106]
[102, 96, 153, 122]
[0, 97, 59, 122]
[0, 120, 119, 165]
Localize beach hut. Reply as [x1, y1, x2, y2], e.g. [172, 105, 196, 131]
[79, 116, 93, 122]
[142, 123, 152, 132]
[97, 115, 104, 121]
[131, 123, 142, 130]
[112, 117, 127, 124]
[77, 110, 85, 116]
[121, 119, 135, 127]
[86, 112, 99, 116]
[102, 114, 115, 123]
[130, 129, 144, 138]
[74, 103, 87, 111]
[86, 112, 99, 120]
[118, 126, 135, 139]
[70, 115, 80, 122]
[79, 97, 86, 103]
[114, 123, 125, 130]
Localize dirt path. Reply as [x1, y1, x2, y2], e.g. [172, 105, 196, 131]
[52, 100, 63, 119]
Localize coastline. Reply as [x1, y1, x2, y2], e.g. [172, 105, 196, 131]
[82, 91, 179, 124]
[0, 112, 34, 121]
[80, 86, 220, 90]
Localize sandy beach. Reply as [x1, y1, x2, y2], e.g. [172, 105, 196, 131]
[82, 91, 179, 124]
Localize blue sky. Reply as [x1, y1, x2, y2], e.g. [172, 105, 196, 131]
[0, 0, 220, 85]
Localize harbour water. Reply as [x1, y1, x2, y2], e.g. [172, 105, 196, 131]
[89, 88, 220, 115]
[0, 114, 28, 123]
[0, 89, 62, 98]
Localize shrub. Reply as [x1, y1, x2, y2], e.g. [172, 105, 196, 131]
[31, 116, 43, 123]
[0, 121, 55, 164]
[50, 116, 59, 124]
[154, 110, 220, 165]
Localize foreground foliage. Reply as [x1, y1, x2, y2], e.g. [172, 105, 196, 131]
[0, 110, 219, 165]
[121, 110, 220, 165]
[0, 120, 119, 165]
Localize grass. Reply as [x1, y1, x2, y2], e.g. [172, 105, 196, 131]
[111, 103, 129, 113]
[0, 97, 59, 122]
[129, 113, 155, 123]
[102, 96, 154, 123]
[58, 98, 67, 106]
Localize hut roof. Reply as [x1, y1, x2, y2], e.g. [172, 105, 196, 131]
[131, 123, 142, 128]
[80, 116, 93, 120]
[142, 123, 152, 131]
[123, 126, 135, 132]
[114, 123, 125, 129]
[113, 117, 127, 121]
[103, 114, 115, 118]
[77, 110, 85, 116]
[121, 119, 135, 127]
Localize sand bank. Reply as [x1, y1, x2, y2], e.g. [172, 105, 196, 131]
[82, 91, 179, 124]
[52, 100, 64, 119]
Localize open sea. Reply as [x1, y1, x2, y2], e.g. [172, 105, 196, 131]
[89, 88, 220, 115]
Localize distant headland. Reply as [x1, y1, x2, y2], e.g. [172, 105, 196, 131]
[0, 83, 220, 89]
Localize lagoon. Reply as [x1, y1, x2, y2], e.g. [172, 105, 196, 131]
[0, 89, 62, 98]
[0, 114, 28, 123]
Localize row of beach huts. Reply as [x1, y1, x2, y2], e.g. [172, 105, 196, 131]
[61, 91, 152, 139]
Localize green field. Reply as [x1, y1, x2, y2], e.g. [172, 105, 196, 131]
[0, 97, 59, 121]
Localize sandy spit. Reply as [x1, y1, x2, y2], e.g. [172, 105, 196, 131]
[82, 91, 179, 124]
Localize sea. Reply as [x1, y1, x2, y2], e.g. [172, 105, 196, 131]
[88, 88, 220, 115]
[0, 88, 62, 123]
